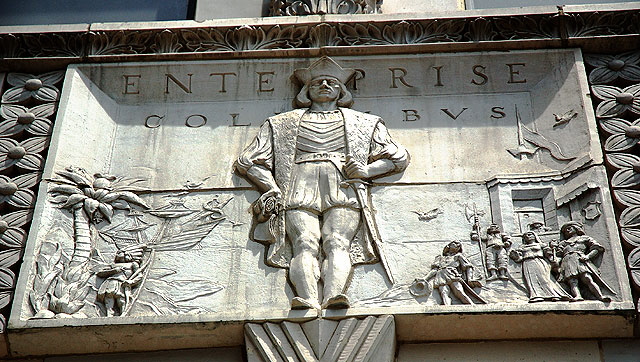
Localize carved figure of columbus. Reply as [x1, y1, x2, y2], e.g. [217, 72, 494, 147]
[235, 57, 409, 310]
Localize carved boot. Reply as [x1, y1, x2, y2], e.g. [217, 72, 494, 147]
[322, 294, 350, 309]
[498, 268, 509, 280]
[487, 269, 498, 281]
[291, 297, 321, 310]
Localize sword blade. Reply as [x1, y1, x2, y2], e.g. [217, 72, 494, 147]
[351, 182, 395, 285]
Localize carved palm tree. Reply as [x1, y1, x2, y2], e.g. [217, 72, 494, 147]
[49, 167, 149, 267]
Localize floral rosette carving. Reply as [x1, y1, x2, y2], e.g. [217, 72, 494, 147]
[0, 70, 63, 332]
[0, 137, 48, 172]
[587, 51, 640, 306]
[591, 84, 640, 118]
[585, 52, 640, 84]
[0, 104, 54, 137]
[1, 72, 64, 104]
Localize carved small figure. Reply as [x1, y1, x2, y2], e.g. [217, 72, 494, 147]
[549, 221, 613, 302]
[509, 231, 571, 303]
[417, 241, 484, 305]
[235, 57, 409, 310]
[96, 245, 146, 316]
[471, 224, 511, 281]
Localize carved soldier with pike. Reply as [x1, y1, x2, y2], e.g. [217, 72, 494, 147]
[236, 57, 409, 310]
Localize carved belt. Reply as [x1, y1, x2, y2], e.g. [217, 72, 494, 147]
[294, 152, 346, 164]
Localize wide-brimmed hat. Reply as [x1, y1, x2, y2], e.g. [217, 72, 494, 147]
[561, 221, 583, 235]
[294, 56, 355, 85]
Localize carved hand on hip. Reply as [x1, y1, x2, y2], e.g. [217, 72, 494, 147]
[344, 156, 369, 179]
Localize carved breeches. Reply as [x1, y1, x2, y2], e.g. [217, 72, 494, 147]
[559, 252, 591, 281]
[486, 245, 508, 271]
[97, 278, 125, 301]
[285, 161, 359, 214]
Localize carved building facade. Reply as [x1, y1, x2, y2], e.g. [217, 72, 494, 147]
[0, 1, 640, 361]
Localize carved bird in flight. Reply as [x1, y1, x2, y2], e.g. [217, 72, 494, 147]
[553, 109, 578, 127]
[413, 208, 443, 221]
[184, 176, 212, 189]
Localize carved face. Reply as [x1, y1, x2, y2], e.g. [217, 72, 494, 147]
[444, 241, 461, 255]
[115, 250, 133, 263]
[115, 250, 125, 262]
[522, 231, 536, 244]
[308, 76, 341, 103]
[563, 225, 577, 237]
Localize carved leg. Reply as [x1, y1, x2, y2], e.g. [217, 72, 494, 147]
[115, 295, 125, 316]
[581, 273, 611, 302]
[487, 269, 498, 281]
[321, 207, 359, 308]
[439, 285, 452, 305]
[568, 278, 583, 301]
[497, 249, 509, 280]
[451, 281, 474, 304]
[104, 297, 116, 317]
[486, 248, 498, 281]
[286, 209, 322, 309]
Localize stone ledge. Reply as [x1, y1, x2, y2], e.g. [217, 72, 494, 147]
[4, 308, 635, 357]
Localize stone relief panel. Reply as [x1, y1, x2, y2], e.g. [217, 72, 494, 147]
[27, 168, 255, 319]
[8, 50, 634, 331]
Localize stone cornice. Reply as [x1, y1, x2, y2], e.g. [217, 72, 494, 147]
[0, 3, 639, 71]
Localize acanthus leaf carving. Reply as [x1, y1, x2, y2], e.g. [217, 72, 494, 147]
[226, 25, 308, 51]
[308, 23, 341, 47]
[339, 23, 385, 45]
[464, 17, 498, 42]
[268, 0, 380, 16]
[494, 16, 559, 40]
[22, 33, 90, 57]
[150, 29, 183, 54]
[182, 25, 308, 52]
[0, 34, 25, 58]
[88, 30, 151, 56]
[340, 20, 463, 46]
[564, 12, 624, 38]
[182, 28, 231, 52]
